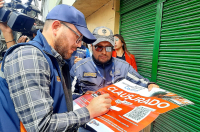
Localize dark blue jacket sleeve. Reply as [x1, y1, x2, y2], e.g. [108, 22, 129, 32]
[125, 65, 149, 88]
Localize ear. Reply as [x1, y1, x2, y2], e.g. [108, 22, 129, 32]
[51, 21, 61, 36]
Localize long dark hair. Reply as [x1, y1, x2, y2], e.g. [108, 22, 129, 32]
[114, 34, 132, 59]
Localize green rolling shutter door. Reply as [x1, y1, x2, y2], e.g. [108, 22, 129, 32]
[154, 0, 200, 132]
[120, 0, 200, 131]
[120, 0, 157, 81]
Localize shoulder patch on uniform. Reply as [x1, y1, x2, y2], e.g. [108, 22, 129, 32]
[83, 72, 97, 78]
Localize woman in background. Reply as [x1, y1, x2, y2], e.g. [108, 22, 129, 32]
[112, 34, 137, 71]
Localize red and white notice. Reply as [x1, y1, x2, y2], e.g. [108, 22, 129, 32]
[73, 79, 194, 132]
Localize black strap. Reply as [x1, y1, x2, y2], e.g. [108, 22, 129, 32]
[43, 50, 73, 112]
[60, 62, 73, 112]
[66, 124, 79, 132]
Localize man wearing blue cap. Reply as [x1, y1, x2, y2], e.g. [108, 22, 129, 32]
[0, 4, 111, 132]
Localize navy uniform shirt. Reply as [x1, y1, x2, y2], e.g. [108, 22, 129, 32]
[70, 56, 149, 99]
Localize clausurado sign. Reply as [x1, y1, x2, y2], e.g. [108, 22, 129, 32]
[73, 79, 194, 132]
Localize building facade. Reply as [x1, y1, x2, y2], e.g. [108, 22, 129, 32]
[41, 0, 200, 131]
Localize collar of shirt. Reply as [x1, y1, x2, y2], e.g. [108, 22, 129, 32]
[50, 46, 66, 66]
[92, 55, 113, 68]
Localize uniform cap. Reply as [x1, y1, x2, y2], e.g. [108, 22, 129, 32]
[92, 26, 114, 46]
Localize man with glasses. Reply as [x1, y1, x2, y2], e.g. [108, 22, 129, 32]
[62, 22, 91, 70]
[0, 5, 112, 132]
[70, 26, 159, 131]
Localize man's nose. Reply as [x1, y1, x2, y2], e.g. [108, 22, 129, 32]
[102, 47, 107, 54]
[76, 41, 82, 48]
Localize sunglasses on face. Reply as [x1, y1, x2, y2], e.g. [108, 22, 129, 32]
[94, 46, 113, 52]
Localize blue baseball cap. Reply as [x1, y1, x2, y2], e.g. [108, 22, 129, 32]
[46, 4, 96, 44]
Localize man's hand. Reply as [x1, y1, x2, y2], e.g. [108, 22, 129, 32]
[0, 0, 15, 48]
[86, 93, 111, 119]
[17, 36, 29, 43]
[74, 56, 82, 64]
[148, 84, 159, 91]
[84, 91, 95, 95]
[0, 0, 4, 8]
[0, 0, 12, 33]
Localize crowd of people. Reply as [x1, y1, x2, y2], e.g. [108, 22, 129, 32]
[0, 0, 159, 132]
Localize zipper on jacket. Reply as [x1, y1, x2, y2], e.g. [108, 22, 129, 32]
[103, 64, 106, 87]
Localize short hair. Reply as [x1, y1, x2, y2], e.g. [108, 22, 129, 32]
[43, 20, 54, 31]
[43, 20, 71, 31]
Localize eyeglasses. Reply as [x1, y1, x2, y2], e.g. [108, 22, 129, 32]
[94, 46, 113, 52]
[61, 22, 83, 44]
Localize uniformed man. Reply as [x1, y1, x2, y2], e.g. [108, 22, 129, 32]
[70, 26, 158, 99]
[70, 26, 158, 131]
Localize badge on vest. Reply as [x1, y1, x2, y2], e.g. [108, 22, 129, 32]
[83, 72, 97, 78]
[57, 76, 61, 82]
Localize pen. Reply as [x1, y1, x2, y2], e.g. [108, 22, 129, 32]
[97, 91, 101, 96]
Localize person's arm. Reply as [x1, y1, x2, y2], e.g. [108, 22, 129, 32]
[0, 0, 15, 48]
[0, 0, 3, 8]
[74, 56, 83, 64]
[0, 22, 15, 48]
[126, 65, 159, 90]
[4, 46, 90, 131]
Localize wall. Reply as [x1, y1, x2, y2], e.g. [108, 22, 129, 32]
[114, 0, 120, 34]
[120, 0, 200, 131]
[41, 0, 120, 34]
[41, 0, 62, 21]
[62, 0, 76, 6]
[86, 0, 119, 34]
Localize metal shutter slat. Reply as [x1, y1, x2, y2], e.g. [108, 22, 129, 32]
[120, 0, 200, 131]
[120, 0, 157, 81]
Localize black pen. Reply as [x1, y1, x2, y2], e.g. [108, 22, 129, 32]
[97, 91, 101, 96]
